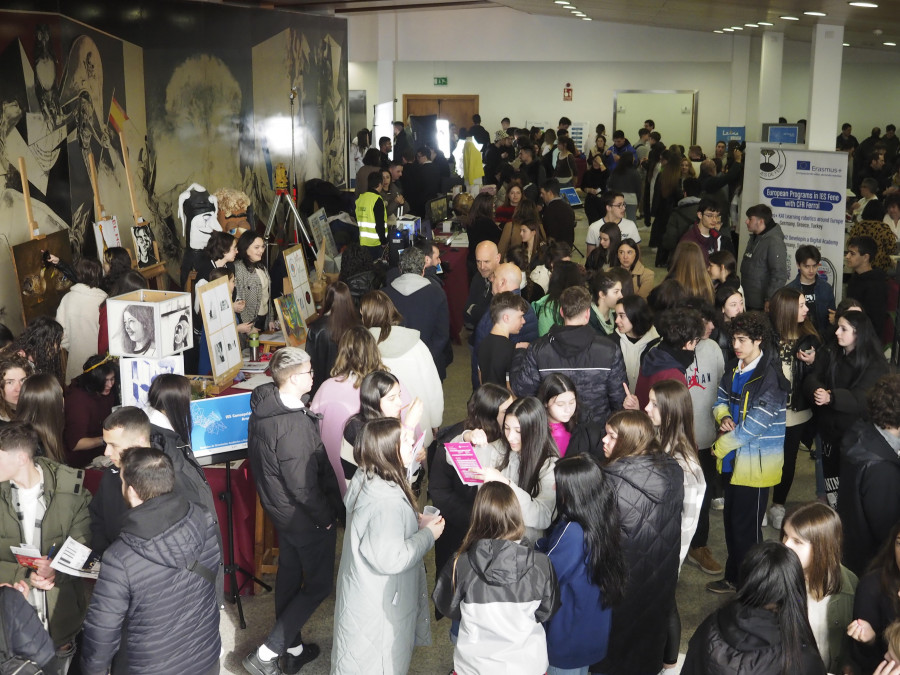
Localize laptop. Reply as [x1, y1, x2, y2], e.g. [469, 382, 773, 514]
[559, 186, 583, 208]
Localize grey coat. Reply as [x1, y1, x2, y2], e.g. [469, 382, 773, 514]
[234, 259, 275, 327]
[740, 223, 788, 309]
[331, 471, 434, 674]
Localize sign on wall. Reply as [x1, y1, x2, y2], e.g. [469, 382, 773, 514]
[716, 126, 745, 144]
[740, 143, 847, 301]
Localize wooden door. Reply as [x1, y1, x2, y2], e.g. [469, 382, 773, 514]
[403, 95, 479, 132]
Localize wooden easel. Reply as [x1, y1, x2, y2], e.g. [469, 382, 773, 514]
[119, 130, 167, 289]
[17, 158, 42, 242]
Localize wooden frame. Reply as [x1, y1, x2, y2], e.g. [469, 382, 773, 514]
[196, 276, 242, 386]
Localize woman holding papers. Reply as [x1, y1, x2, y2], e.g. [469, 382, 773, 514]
[472, 396, 559, 543]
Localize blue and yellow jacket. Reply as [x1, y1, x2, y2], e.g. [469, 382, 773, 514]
[712, 349, 789, 488]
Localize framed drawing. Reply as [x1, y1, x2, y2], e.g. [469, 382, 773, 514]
[92, 216, 122, 255]
[10, 229, 75, 325]
[132, 223, 159, 267]
[196, 275, 242, 385]
[283, 244, 316, 321]
[107, 290, 192, 358]
[309, 208, 338, 258]
[274, 293, 307, 347]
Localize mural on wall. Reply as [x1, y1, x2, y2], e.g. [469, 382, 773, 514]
[0, 4, 348, 326]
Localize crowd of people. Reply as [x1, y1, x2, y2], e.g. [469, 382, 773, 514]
[2, 114, 900, 675]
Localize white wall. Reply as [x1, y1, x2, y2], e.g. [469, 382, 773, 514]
[347, 7, 900, 151]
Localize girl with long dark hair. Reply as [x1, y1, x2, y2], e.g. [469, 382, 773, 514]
[234, 231, 275, 332]
[538, 454, 625, 675]
[100, 246, 133, 294]
[0, 355, 31, 422]
[15, 373, 66, 464]
[584, 221, 621, 271]
[803, 308, 886, 507]
[614, 295, 660, 390]
[683, 541, 826, 674]
[433, 482, 558, 675]
[332, 418, 444, 674]
[614, 238, 655, 299]
[305, 281, 361, 397]
[713, 283, 744, 363]
[781, 502, 857, 673]
[767, 287, 820, 527]
[537, 373, 579, 457]
[63, 354, 116, 467]
[597, 410, 684, 675]
[474, 396, 559, 542]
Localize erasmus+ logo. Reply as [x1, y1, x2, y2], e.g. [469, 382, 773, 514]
[794, 160, 841, 176]
[797, 160, 811, 170]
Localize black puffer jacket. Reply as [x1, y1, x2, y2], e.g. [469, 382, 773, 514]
[838, 421, 900, 576]
[248, 383, 344, 534]
[682, 602, 826, 675]
[511, 324, 626, 425]
[594, 453, 684, 675]
[81, 494, 221, 675]
[0, 586, 55, 668]
[305, 315, 340, 397]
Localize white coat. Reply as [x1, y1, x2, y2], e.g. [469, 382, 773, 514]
[56, 283, 108, 384]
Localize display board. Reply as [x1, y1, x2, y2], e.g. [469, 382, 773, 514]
[120, 355, 185, 408]
[283, 244, 316, 320]
[190, 392, 252, 462]
[308, 208, 338, 258]
[196, 276, 242, 385]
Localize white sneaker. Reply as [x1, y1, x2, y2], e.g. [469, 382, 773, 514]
[762, 512, 768, 527]
[768, 504, 785, 530]
[711, 498, 724, 511]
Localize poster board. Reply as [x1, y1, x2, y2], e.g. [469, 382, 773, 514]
[309, 208, 338, 258]
[739, 143, 846, 301]
[120, 355, 185, 408]
[196, 275, 242, 385]
[10, 229, 74, 325]
[107, 290, 192, 358]
[190, 392, 252, 462]
[92, 216, 121, 254]
[283, 244, 316, 320]
[274, 294, 307, 347]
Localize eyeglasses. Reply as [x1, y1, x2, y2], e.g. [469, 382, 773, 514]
[701, 212, 722, 220]
[611, 202, 626, 208]
[299, 367, 314, 377]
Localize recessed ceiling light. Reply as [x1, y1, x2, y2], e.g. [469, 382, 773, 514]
[714, 30, 724, 33]
[843, 42, 850, 45]
[554, 1, 567, 4]
[804, 11, 827, 16]
[780, 15, 800, 20]
[848, 2, 878, 7]
[884, 41, 897, 46]
[731, 26, 743, 30]
[758, 21, 774, 25]
[745, 23, 759, 27]
[562, 4, 574, 7]
[582, 17, 591, 20]
[722, 28, 734, 32]
[574, 12, 585, 16]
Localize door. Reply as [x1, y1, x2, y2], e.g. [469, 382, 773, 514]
[403, 95, 479, 132]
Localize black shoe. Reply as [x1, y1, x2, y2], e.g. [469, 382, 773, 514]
[243, 650, 284, 675]
[281, 643, 321, 674]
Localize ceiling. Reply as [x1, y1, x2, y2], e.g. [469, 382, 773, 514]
[238, 0, 900, 50]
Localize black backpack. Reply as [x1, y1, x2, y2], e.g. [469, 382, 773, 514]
[0, 611, 42, 675]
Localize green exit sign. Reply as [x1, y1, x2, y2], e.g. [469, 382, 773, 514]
[434, 77, 448, 86]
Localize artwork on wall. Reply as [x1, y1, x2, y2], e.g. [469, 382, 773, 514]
[283, 244, 316, 320]
[132, 224, 158, 267]
[10, 230, 75, 324]
[120, 355, 185, 408]
[274, 294, 307, 347]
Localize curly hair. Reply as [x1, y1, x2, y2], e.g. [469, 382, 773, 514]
[0, 355, 33, 420]
[656, 308, 705, 348]
[867, 374, 900, 429]
[5, 316, 63, 382]
[729, 311, 773, 344]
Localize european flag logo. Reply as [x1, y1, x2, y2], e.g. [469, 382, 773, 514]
[797, 161, 811, 170]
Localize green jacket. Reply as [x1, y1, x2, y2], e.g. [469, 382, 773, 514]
[0, 457, 91, 646]
[824, 564, 858, 674]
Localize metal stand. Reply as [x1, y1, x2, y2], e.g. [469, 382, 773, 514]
[220, 460, 271, 629]
[263, 190, 316, 253]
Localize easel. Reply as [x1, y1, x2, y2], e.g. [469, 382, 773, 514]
[17, 157, 42, 242]
[119, 130, 167, 289]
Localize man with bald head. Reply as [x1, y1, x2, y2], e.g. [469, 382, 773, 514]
[470, 261, 539, 390]
[464, 241, 503, 389]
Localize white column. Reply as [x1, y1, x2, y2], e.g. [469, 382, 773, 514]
[806, 24, 844, 151]
[729, 35, 751, 127]
[376, 13, 397, 115]
[757, 31, 784, 137]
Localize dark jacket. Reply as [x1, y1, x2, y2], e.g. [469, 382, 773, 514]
[634, 343, 691, 409]
[596, 453, 683, 675]
[536, 520, 613, 669]
[541, 198, 576, 246]
[511, 324, 627, 426]
[248, 383, 344, 534]
[463, 275, 492, 336]
[565, 420, 606, 462]
[787, 273, 836, 336]
[88, 465, 128, 557]
[81, 494, 221, 675]
[852, 570, 898, 673]
[777, 335, 819, 414]
[403, 161, 442, 217]
[682, 602, 826, 675]
[846, 268, 888, 335]
[662, 197, 702, 253]
[802, 346, 884, 446]
[838, 421, 900, 576]
[384, 273, 451, 379]
[0, 458, 90, 646]
[305, 314, 341, 397]
[679, 223, 725, 265]
[473, 289, 539, 349]
[740, 223, 788, 310]
[0, 585, 55, 668]
[432, 538, 559, 675]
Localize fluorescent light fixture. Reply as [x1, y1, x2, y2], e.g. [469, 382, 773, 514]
[714, 30, 725, 33]
[804, 11, 827, 15]
[745, 23, 759, 27]
[554, 1, 568, 4]
[758, 21, 774, 25]
[722, 28, 734, 32]
[582, 16, 591, 20]
[730, 26, 743, 30]
[780, 15, 800, 20]
[848, 1, 878, 7]
[574, 12, 586, 16]
[843, 42, 850, 45]
[884, 41, 897, 46]
[562, 4, 575, 7]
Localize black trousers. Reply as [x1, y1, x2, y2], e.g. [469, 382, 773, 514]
[772, 421, 808, 505]
[690, 447, 717, 549]
[821, 439, 841, 508]
[264, 526, 337, 654]
[723, 481, 768, 584]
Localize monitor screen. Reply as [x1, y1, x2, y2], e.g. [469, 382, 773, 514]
[427, 195, 449, 223]
[559, 186, 583, 207]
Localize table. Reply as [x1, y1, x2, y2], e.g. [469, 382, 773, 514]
[439, 244, 468, 344]
[84, 463, 258, 596]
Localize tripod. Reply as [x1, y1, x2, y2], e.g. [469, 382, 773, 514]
[220, 460, 271, 629]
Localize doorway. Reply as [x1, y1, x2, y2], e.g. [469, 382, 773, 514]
[403, 94, 479, 132]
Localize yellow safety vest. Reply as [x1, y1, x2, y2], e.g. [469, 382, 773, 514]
[355, 192, 385, 247]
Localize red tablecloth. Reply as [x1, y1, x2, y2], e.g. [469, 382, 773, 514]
[84, 463, 258, 596]
[440, 245, 468, 344]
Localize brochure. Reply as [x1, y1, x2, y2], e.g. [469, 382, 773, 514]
[49, 537, 101, 579]
[444, 442, 484, 486]
[11, 545, 42, 570]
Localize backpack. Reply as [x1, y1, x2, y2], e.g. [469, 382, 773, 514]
[0, 610, 42, 675]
